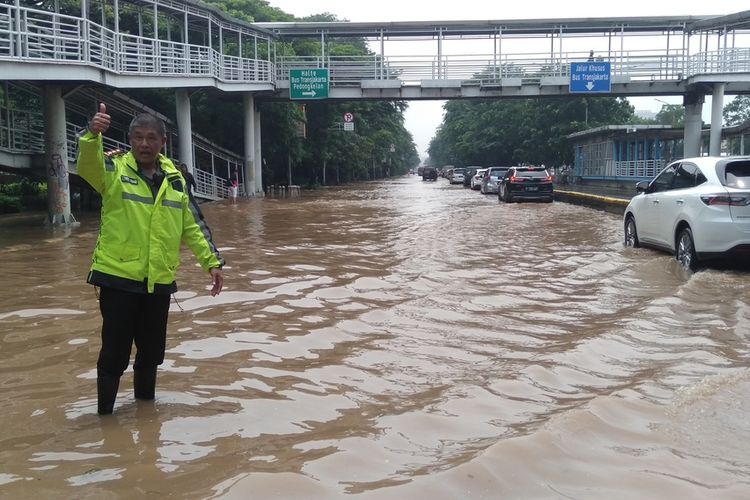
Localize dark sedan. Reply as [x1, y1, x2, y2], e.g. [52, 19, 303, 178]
[499, 166, 554, 203]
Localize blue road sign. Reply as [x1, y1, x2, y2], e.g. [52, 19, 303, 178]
[569, 62, 611, 93]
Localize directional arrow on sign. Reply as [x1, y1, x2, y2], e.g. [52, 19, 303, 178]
[569, 62, 611, 93]
[290, 69, 329, 100]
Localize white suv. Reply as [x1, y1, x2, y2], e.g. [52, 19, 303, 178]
[623, 157, 750, 270]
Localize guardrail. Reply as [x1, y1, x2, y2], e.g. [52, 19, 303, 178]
[0, 107, 45, 153]
[686, 48, 750, 75]
[276, 47, 747, 87]
[1, 83, 240, 200]
[4, 3, 748, 88]
[0, 4, 273, 83]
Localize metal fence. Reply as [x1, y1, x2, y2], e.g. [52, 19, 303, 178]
[0, 4, 273, 83]
[3, 4, 749, 88]
[276, 48, 747, 87]
[2, 81, 242, 200]
[0, 106, 45, 153]
[614, 160, 664, 178]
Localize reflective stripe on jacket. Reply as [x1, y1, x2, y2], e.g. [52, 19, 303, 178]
[77, 130, 224, 294]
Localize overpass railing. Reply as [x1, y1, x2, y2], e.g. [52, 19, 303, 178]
[3, 4, 749, 88]
[60, 123, 242, 200]
[1, 106, 45, 153]
[686, 48, 750, 75]
[276, 48, 745, 87]
[0, 4, 273, 83]
[1, 83, 242, 200]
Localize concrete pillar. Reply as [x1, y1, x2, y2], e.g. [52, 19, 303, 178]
[243, 93, 255, 195]
[254, 106, 262, 194]
[709, 83, 725, 156]
[175, 89, 193, 170]
[683, 92, 704, 158]
[42, 84, 77, 225]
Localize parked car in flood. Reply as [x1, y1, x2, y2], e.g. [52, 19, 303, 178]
[422, 166, 438, 181]
[498, 166, 554, 202]
[623, 156, 750, 271]
[470, 168, 487, 190]
[463, 166, 483, 188]
[480, 166, 510, 194]
[449, 167, 467, 185]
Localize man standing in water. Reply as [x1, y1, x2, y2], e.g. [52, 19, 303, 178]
[78, 103, 224, 415]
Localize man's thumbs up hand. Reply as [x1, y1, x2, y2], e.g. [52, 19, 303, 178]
[89, 102, 111, 136]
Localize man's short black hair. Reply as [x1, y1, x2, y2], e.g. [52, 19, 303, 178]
[128, 113, 166, 138]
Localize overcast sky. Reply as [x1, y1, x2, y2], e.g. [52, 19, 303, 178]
[268, 0, 749, 158]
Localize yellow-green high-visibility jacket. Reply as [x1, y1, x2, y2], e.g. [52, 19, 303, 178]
[77, 130, 224, 294]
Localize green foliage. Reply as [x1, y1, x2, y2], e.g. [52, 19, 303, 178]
[189, 0, 417, 186]
[628, 115, 658, 125]
[428, 97, 635, 167]
[0, 180, 47, 196]
[655, 104, 685, 127]
[14, 0, 417, 189]
[723, 95, 750, 127]
[0, 193, 23, 213]
[201, 0, 295, 22]
[0, 181, 47, 213]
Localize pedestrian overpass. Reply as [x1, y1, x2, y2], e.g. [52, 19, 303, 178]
[1, 0, 749, 222]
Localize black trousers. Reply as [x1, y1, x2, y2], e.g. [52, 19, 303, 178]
[97, 286, 171, 377]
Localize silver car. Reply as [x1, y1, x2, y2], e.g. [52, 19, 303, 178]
[480, 166, 510, 194]
[450, 167, 467, 184]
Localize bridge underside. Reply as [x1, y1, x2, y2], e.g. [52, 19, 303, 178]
[268, 78, 750, 101]
[3, 63, 749, 100]
[0, 62, 276, 93]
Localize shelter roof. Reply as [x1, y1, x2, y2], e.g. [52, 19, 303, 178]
[567, 125, 684, 140]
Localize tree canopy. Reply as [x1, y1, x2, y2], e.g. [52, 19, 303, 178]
[130, 0, 421, 186]
[723, 95, 750, 127]
[428, 97, 635, 167]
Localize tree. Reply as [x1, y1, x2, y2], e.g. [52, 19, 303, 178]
[16, 0, 420, 189]
[655, 104, 685, 127]
[723, 95, 750, 126]
[428, 96, 634, 168]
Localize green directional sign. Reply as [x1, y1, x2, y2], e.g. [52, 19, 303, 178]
[289, 68, 329, 100]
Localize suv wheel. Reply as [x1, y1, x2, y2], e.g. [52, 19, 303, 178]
[624, 216, 640, 248]
[676, 227, 697, 271]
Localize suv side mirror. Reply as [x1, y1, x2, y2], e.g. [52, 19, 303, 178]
[635, 180, 649, 194]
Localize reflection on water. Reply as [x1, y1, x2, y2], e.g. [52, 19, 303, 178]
[1, 177, 749, 498]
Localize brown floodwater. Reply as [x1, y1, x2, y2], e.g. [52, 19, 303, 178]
[1, 175, 749, 499]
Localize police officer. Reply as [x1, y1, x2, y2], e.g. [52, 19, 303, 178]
[79, 103, 224, 415]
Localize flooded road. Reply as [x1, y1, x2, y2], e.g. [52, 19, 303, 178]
[1, 175, 749, 499]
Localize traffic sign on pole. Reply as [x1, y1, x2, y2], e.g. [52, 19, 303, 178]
[343, 112, 354, 122]
[290, 68, 329, 100]
[569, 62, 611, 93]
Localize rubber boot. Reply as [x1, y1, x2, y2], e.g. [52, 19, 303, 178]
[134, 366, 158, 400]
[97, 375, 120, 415]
